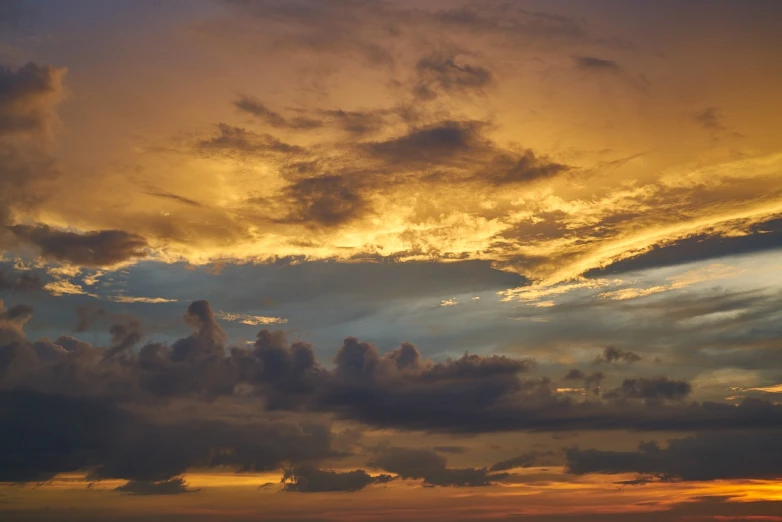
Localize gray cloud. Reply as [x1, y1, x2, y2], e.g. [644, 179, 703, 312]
[9, 224, 148, 267]
[0, 269, 43, 293]
[282, 465, 392, 492]
[566, 430, 782, 481]
[369, 446, 492, 487]
[414, 54, 493, 100]
[489, 451, 549, 472]
[585, 218, 782, 277]
[594, 347, 641, 365]
[115, 477, 196, 496]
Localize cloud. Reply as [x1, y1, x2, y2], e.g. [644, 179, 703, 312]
[603, 376, 691, 402]
[215, 311, 287, 325]
[594, 347, 641, 364]
[0, 388, 339, 483]
[5, 300, 782, 446]
[574, 56, 622, 72]
[197, 123, 303, 157]
[0, 62, 66, 135]
[234, 96, 322, 130]
[115, 477, 197, 496]
[110, 296, 178, 304]
[143, 191, 203, 208]
[414, 54, 493, 100]
[489, 452, 547, 472]
[692, 107, 726, 132]
[369, 446, 492, 487]
[366, 120, 485, 165]
[280, 175, 370, 228]
[282, 465, 392, 492]
[585, 218, 782, 277]
[566, 430, 782, 481]
[9, 224, 148, 267]
[0, 268, 43, 293]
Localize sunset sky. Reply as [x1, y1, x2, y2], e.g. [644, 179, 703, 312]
[1, 1, 782, 520]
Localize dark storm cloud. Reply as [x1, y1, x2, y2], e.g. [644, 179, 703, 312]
[115, 477, 195, 496]
[9, 224, 148, 267]
[584, 218, 782, 276]
[566, 430, 782, 481]
[369, 447, 492, 487]
[0, 62, 63, 134]
[574, 56, 622, 72]
[594, 347, 641, 364]
[282, 465, 392, 492]
[219, 0, 594, 63]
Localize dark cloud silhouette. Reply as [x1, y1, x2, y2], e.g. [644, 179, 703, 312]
[370, 447, 492, 487]
[594, 347, 641, 364]
[115, 477, 196, 496]
[566, 430, 782, 481]
[0, 389, 338, 483]
[9, 224, 148, 267]
[366, 120, 485, 165]
[282, 465, 392, 492]
[574, 56, 622, 72]
[5, 300, 782, 446]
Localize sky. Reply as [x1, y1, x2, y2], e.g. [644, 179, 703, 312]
[1, 0, 782, 520]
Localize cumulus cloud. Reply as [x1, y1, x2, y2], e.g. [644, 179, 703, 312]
[3, 298, 782, 489]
